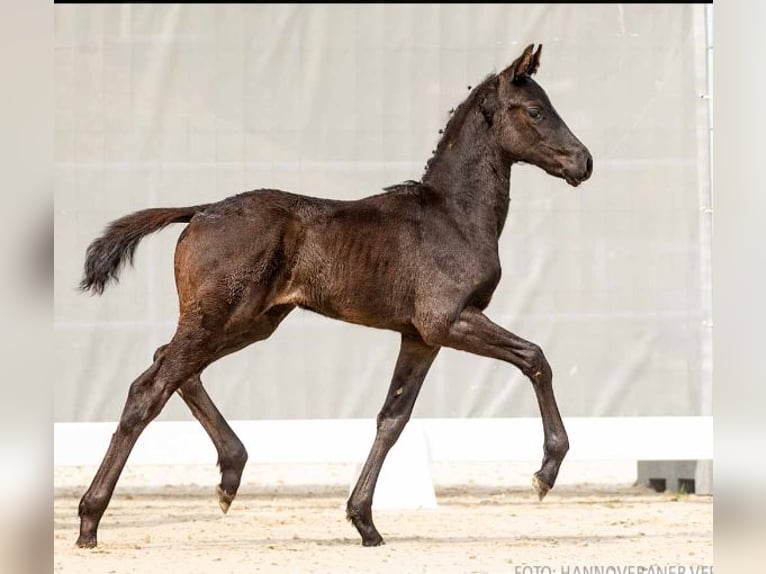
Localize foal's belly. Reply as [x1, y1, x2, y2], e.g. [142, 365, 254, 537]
[293, 270, 417, 333]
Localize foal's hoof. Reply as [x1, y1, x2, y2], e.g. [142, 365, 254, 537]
[362, 535, 385, 547]
[75, 535, 97, 549]
[532, 473, 552, 501]
[217, 485, 235, 514]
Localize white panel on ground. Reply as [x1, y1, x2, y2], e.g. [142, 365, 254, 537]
[347, 421, 437, 510]
[53, 417, 714, 467]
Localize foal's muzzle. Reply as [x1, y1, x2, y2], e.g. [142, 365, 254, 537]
[563, 149, 593, 187]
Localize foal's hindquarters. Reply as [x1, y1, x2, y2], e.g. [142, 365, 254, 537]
[77, 201, 301, 548]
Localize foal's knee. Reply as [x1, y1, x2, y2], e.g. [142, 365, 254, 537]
[523, 344, 552, 383]
[375, 411, 409, 434]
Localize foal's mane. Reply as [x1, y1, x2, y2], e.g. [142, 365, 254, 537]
[422, 72, 499, 176]
[382, 72, 499, 193]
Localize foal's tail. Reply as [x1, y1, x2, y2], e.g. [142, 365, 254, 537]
[79, 205, 209, 295]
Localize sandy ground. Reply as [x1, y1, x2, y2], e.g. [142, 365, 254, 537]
[54, 464, 713, 573]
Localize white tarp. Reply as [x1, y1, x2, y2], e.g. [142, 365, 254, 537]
[54, 4, 712, 422]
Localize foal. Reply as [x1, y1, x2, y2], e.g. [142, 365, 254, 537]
[75, 44, 592, 548]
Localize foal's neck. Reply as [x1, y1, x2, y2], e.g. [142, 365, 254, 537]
[421, 108, 513, 240]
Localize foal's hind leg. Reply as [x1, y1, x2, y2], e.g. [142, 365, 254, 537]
[153, 344, 249, 514]
[76, 304, 295, 548]
[160, 303, 293, 514]
[178, 376, 248, 513]
[346, 334, 440, 546]
[76, 328, 215, 548]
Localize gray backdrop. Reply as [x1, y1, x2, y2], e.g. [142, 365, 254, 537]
[54, 4, 712, 422]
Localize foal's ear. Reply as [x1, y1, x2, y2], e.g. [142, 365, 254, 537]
[528, 44, 542, 76]
[506, 43, 542, 82]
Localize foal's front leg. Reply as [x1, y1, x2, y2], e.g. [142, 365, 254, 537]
[347, 334, 440, 546]
[418, 307, 569, 498]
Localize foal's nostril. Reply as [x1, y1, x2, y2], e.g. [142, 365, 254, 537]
[584, 154, 593, 179]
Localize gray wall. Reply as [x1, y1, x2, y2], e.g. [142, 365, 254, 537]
[54, 4, 712, 422]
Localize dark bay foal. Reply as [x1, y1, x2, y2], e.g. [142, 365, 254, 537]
[75, 44, 592, 548]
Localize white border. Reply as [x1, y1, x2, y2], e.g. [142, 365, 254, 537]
[54, 416, 713, 467]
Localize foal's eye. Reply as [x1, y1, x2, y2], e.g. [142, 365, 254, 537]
[527, 107, 541, 119]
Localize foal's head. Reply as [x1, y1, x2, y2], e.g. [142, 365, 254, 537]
[482, 44, 593, 187]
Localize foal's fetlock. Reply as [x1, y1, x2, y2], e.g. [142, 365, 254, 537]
[546, 435, 569, 461]
[345, 501, 363, 523]
[532, 436, 568, 501]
